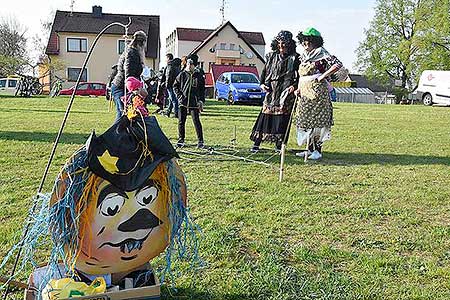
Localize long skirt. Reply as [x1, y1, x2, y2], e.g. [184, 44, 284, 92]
[295, 78, 333, 148]
[250, 111, 291, 145]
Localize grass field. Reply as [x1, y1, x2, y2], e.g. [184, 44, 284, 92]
[0, 95, 450, 299]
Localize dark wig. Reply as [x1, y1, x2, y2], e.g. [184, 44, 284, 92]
[270, 37, 297, 55]
[297, 32, 324, 49]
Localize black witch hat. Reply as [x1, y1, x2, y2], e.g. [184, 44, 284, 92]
[87, 115, 178, 191]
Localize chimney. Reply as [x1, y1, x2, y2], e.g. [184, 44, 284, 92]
[92, 5, 103, 18]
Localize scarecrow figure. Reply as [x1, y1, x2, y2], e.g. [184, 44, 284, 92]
[1, 112, 199, 300]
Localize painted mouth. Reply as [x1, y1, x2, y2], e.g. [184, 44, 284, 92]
[99, 230, 152, 254]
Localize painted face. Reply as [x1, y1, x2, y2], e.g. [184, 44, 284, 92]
[76, 174, 170, 274]
[278, 41, 287, 54]
[302, 40, 314, 52]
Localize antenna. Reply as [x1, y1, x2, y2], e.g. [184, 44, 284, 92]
[219, 0, 227, 24]
[70, 0, 75, 16]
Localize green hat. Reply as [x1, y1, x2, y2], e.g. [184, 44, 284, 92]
[302, 27, 321, 37]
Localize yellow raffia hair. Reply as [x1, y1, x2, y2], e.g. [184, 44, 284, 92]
[69, 174, 102, 272]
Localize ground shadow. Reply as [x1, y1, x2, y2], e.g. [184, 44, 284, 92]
[0, 107, 99, 115]
[286, 150, 450, 166]
[0, 131, 90, 144]
[202, 112, 257, 119]
[176, 144, 450, 167]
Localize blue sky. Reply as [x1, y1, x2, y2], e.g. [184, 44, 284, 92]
[2, 0, 376, 71]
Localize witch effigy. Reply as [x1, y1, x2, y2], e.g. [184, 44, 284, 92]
[1, 98, 199, 299]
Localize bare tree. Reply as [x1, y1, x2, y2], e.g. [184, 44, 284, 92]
[0, 16, 28, 76]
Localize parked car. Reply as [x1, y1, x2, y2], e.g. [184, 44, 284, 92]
[215, 72, 265, 105]
[59, 82, 107, 97]
[0, 77, 19, 95]
[415, 70, 450, 106]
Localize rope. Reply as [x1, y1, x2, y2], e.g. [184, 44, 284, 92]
[2, 18, 132, 300]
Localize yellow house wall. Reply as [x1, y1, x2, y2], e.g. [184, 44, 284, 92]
[195, 25, 265, 76]
[53, 32, 159, 89]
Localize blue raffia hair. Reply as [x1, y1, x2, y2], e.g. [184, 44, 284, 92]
[0, 147, 201, 298]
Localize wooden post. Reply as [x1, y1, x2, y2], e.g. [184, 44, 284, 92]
[279, 143, 286, 182]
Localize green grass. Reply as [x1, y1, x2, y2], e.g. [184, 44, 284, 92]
[1, 95, 450, 299]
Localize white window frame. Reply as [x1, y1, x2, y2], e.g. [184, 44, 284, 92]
[117, 39, 126, 55]
[67, 66, 89, 82]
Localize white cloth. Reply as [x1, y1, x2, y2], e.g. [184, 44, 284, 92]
[297, 127, 332, 146]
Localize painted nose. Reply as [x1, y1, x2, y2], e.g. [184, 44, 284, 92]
[118, 209, 161, 232]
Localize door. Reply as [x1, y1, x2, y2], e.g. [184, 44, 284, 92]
[77, 83, 90, 96]
[216, 75, 225, 98]
[0, 79, 7, 94]
[92, 83, 106, 96]
[435, 73, 450, 104]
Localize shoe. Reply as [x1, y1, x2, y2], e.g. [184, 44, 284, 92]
[308, 150, 322, 160]
[295, 150, 311, 158]
[176, 140, 185, 148]
[197, 141, 205, 149]
[250, 146, 259, 153]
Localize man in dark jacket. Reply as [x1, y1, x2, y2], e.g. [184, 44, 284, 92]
[164, 53, 181, 117]
[173, 55, 205, 148]
[111, 31, 147, 121]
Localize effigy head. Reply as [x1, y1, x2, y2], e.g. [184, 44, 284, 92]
[49, 116, 188, 275]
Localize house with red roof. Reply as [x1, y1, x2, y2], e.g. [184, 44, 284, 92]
[43, 6, 160, 90]
[166, 21, 266, 88]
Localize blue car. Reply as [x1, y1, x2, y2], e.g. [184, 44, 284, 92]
[215, 72, 266, 105]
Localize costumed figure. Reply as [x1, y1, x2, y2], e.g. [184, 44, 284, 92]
[123, 76, 149, 118]
[294, 27, 344, 160]
[173, 55, 205, 149]
[111, 31, 147, 121]
[0, 104, 199, 300]
[249, 30, 300, 152]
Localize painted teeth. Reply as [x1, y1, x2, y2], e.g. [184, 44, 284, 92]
[120, 240, 144, 253]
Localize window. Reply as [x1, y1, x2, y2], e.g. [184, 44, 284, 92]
[118, 40, 126, 55]
[0, 80, 6, 88]
[67, 68, 88, 82]
[78, 83, 89, 90]
[67, 38, 87, 52]
[231, 74, 259, 84]
[230, 43, 235, 50]
[8, 79, 17, 88]
[220, 43, 226, 50]
[92, 83, 104, 90]
[249, 64, 256, 67]
[199, 61, 204, 70]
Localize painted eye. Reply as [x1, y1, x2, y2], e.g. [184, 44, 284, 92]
[100, 194, 125, 217]
[136, 186, 158, 206]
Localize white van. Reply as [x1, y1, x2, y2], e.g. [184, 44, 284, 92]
[416, 70, 450, 105]
[0, 77, 19, 95]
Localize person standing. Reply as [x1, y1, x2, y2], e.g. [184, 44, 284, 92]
[294, 27, 343, 160]
[249, 31, 300, 152]
[111, 31, 147, 121]
[173, 56, 205, 149]
[164, 53, 181, 117]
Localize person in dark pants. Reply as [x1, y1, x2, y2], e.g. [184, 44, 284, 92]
[111, 31, 147, 121]
[173, 56, 205, 148]
[164, 53, 181, 117]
